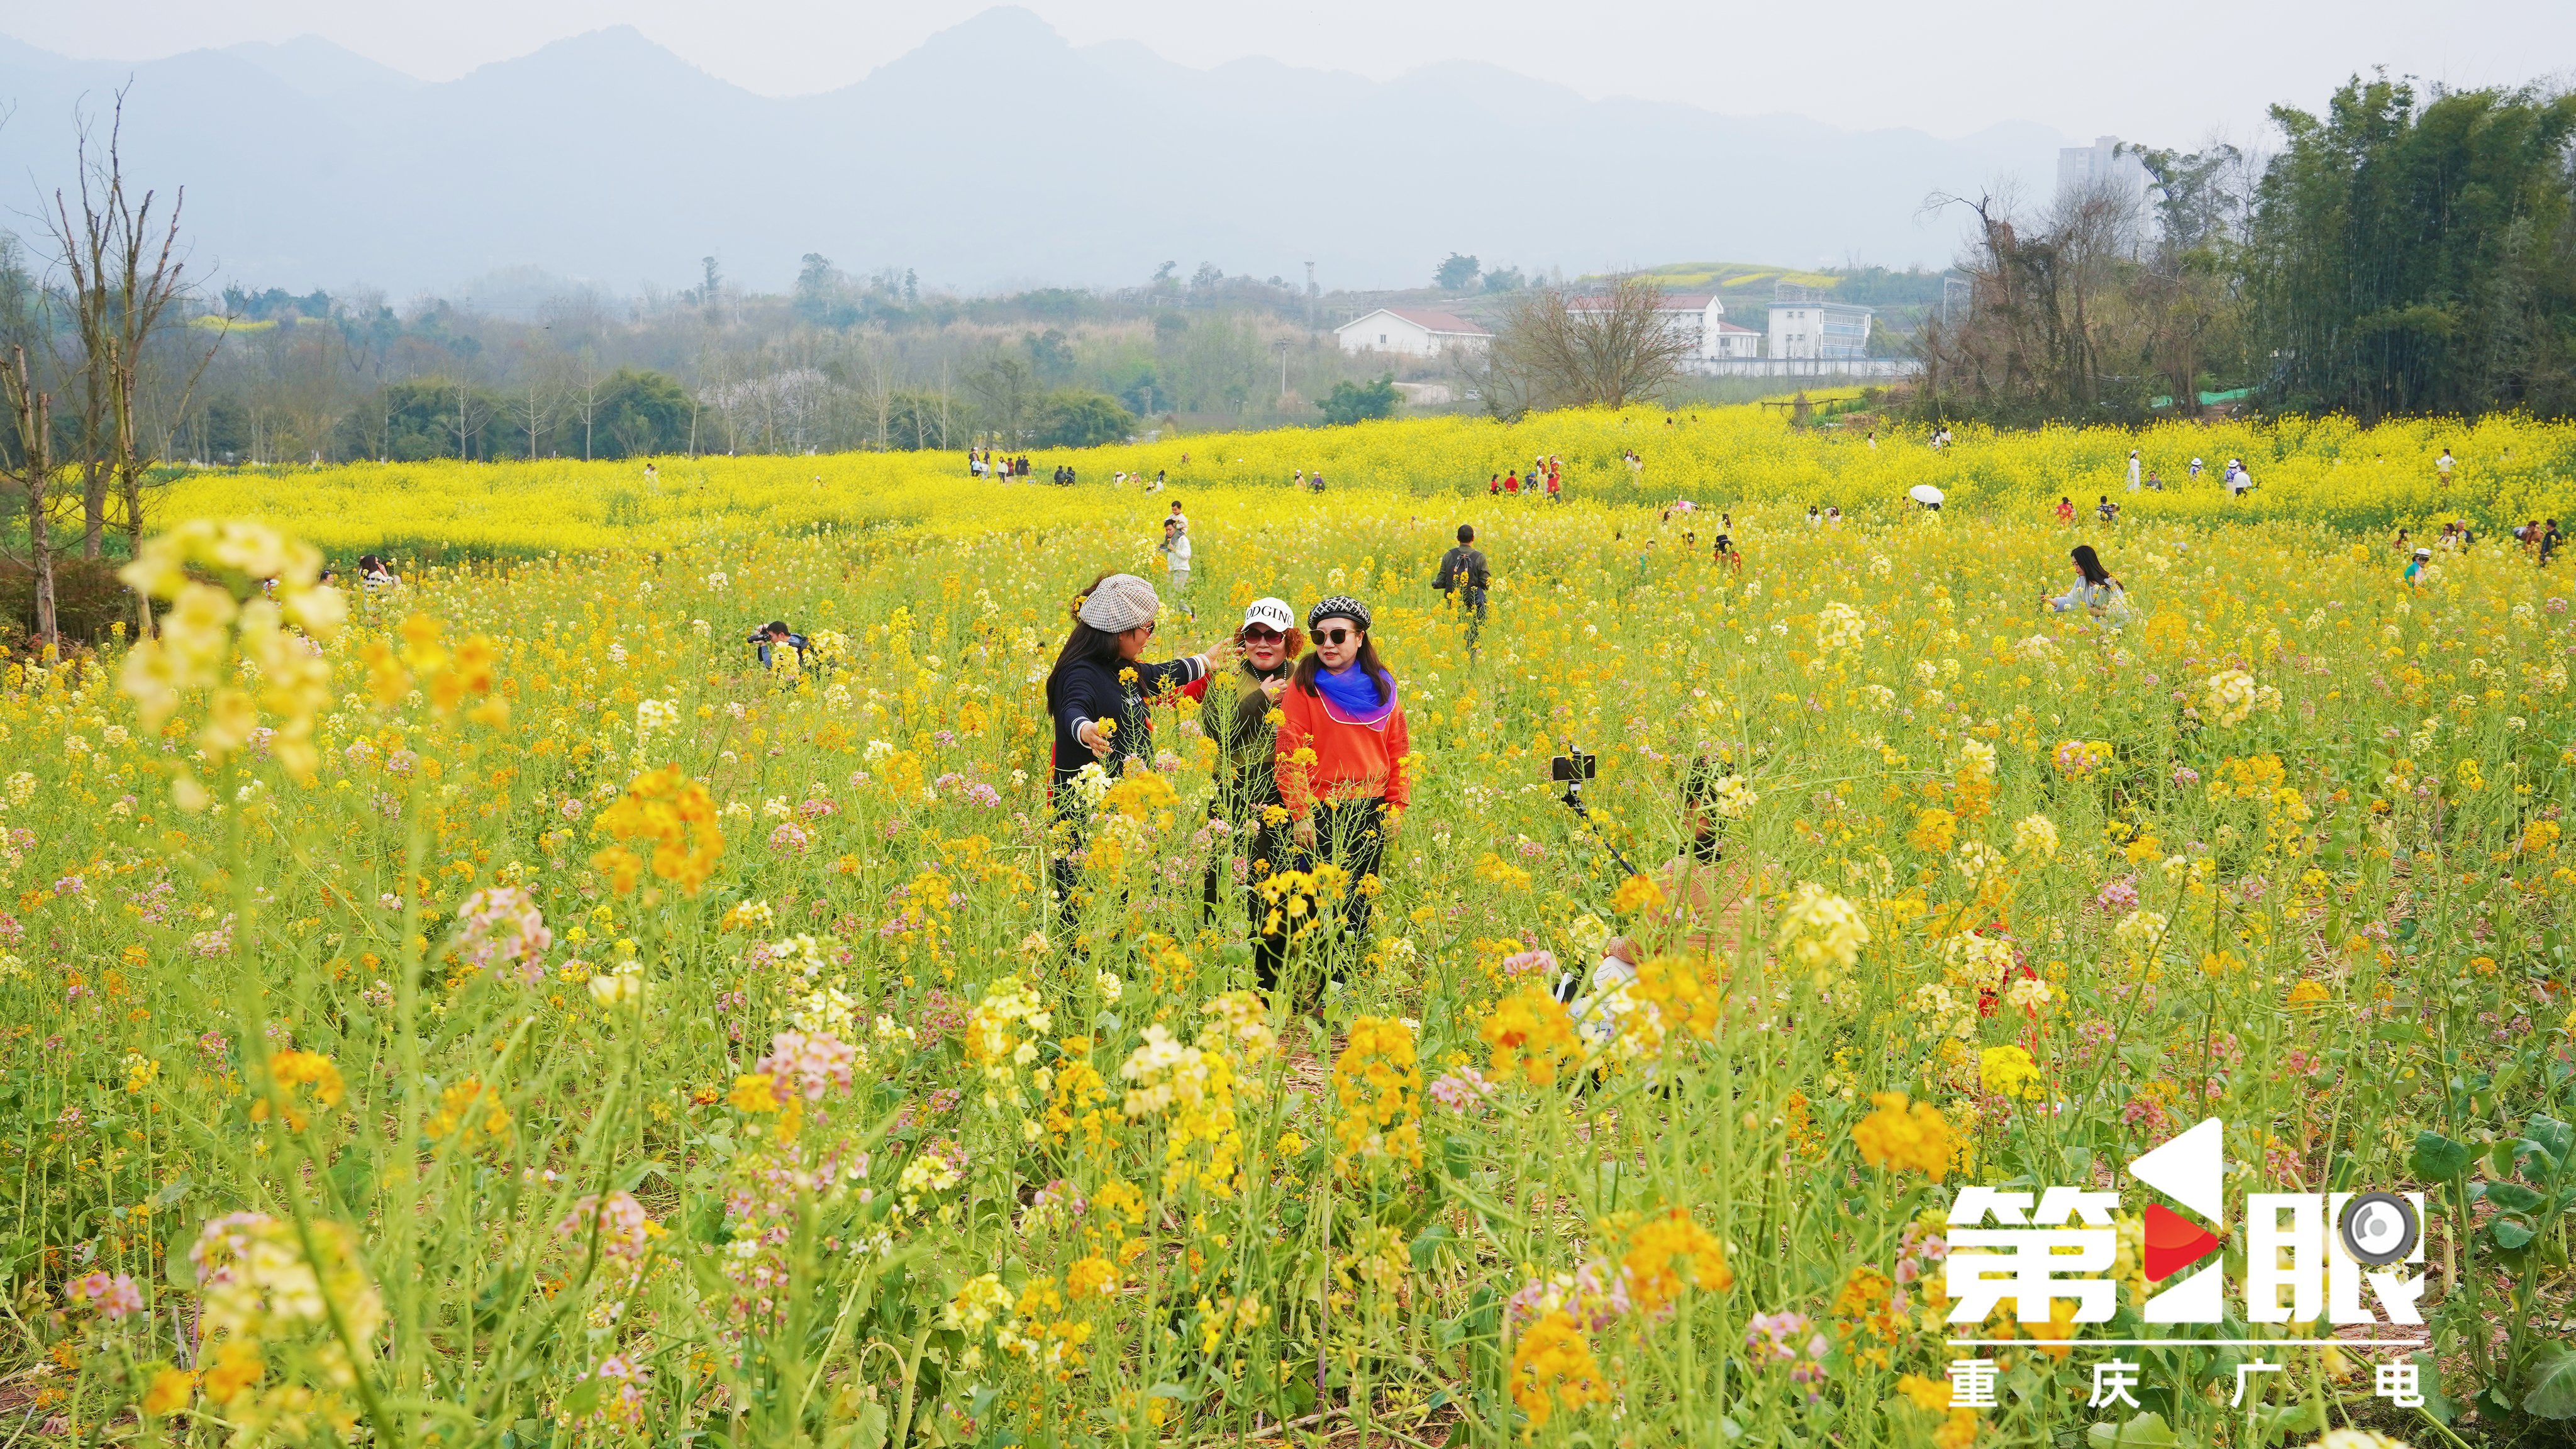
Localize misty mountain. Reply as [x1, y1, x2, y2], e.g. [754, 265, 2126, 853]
[0, 8, 2063, 297]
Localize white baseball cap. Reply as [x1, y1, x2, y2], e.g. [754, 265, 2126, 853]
[1242, 597, 1294, 633]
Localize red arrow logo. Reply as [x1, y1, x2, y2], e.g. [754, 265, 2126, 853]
[2143, 1202, 2223, 1282]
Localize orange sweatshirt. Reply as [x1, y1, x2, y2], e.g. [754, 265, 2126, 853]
[1277, 678, 1411, 818]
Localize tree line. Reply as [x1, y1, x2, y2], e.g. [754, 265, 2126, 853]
[1916, 75, 2576, 424]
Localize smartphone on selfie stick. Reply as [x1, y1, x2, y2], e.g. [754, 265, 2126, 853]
[1550, 748, 1645, 1009]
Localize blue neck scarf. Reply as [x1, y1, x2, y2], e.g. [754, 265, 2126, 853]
[1316, 663, 1395, 728]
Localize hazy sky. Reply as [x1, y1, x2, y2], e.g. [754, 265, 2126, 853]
[11, 0, 2570, 145]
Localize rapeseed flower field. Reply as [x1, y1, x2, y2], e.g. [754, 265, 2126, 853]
[155, 403, 2576, 557]
[8, 407, 2576, 1447]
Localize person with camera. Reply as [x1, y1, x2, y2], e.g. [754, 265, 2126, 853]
[747, 619, 809, 670]
[1599, 758, 1756, 972]
[1191, 597, 1302, 982]
[1044, 572, 1236, 923]
[1272, 596, 1411, 976]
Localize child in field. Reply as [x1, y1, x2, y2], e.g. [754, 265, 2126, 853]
[2404, 547, 2431, 589]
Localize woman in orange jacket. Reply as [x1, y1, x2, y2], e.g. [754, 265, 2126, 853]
[1271, 596, 1410, 979]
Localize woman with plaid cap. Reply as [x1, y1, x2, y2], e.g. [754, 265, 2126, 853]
[1269, 595, 1411, 985]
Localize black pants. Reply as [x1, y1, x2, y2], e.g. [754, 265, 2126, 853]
[1256, 799, 1387, 993]
[1445, 588, 1487, 650]
[1048, 797, 1089, 933]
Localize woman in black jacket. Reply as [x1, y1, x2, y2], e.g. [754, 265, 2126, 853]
[1043, 572, 1233, 924]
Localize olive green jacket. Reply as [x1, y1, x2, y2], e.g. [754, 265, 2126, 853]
[1202, 661, 1289, 821]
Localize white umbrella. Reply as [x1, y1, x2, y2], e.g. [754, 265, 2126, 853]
[1909, 484, 1946, 506]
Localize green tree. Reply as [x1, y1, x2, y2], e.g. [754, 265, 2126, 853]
[793, 253, 860, 330]
[2247, 76, 2576, 418]
[1024, 328, 1075, 383]
[1317, 374, 1401, 426]
[342, 377, 507, 461]
[1031, 389, 1134, 448]
[594, 369, 692, 458]
[1435, 253, 1482, 291]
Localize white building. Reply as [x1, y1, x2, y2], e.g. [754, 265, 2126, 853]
[1706, 319, 1762, 358]
[1333, 308, 1492, 358]
[2058, 135, 2151, 206]
[1566, 291, 1760, 360]
[1766, 284, 1874, 361]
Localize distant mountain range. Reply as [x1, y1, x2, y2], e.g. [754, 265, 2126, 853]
[0, 9, 2065, 297]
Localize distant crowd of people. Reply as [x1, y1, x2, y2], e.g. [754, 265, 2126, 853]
[969, 448, 1030, 479]
[1487, 455, 1565, 501]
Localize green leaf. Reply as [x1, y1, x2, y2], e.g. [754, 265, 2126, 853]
[2374, 1022, 2424, 1043]
[153, 1175, 192, 1209]
[2522, 1343, 2576, 1418]
[2254, 1401, 2321, 1445]
[2485, 1181, 2548, 1214]
[1441, 1133, 1476, 1182]
[2529, 1115, 2576, 1167]
[2492, 1218, 2537, 1251]
[2086, 1411, 2182, 1447]
[1410, 1223, 1455, 1272]
[560, 1376, 602, 1418]
[2412, 1353, 2460, 1426]
[327, 1149, 377, 1209]
[842, 1401, 889, 1449]
[2411, 1130, 2473, 1180]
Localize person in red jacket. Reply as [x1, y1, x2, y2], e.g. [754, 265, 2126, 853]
[1271, 596, 1409, 982]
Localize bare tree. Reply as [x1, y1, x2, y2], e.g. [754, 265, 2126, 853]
[47, 91, 209, 631]
[0, 346, 64, 647]
[452, 374, 494, 459]
[507, 340, 563, 459]
[1469, 274, 1694, 419]
[1915, 186, 2137, 418]
[1916, 176, 2235, 423]
[566, 347, 606, 461]
[860, 331, 895, 450]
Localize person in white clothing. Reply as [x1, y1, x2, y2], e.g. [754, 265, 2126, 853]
[2128, 449, 2141, 491]
[1162, 517, 1197, 619]
[2437, 448, 2456, 485]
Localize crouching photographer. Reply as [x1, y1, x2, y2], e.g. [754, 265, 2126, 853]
[1549, 754, 1760, 1033]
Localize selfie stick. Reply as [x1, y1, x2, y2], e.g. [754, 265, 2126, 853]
[1550, 768, 1653, 1006]
[1557, 777, 1643, 882]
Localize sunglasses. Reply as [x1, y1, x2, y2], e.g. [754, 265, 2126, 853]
[1240, 626, 1284, 643]
[1308, 626, 1358, 646]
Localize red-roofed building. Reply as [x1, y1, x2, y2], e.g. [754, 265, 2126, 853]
[1333, 308, 1493, 358]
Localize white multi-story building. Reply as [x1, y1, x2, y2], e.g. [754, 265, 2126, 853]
[1765, 284, 1873, 361]
[1565, 291, 1762, 360]
[2058, 135, 2151, 206]
[1333, 308, 1492, 358]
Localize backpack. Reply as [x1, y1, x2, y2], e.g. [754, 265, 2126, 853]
[1434, 547, 1460, 592]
